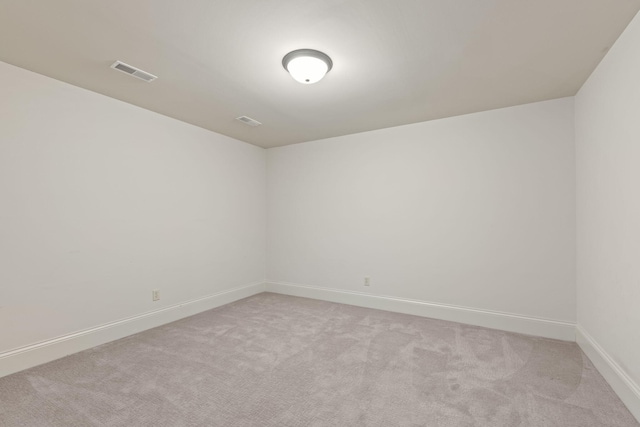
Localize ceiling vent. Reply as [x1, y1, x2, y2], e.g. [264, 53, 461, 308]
[236, 116, 262, 127]
[110, 61, 157, 82]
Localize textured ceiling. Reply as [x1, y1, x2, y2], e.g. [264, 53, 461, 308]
[1, 0, 639, 148]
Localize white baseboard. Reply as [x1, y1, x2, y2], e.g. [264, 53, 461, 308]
[7, 281, 637, 422]
[0, 281, 266, 379]
[266, 281, 576, 341]
[576, 325, 640, 423]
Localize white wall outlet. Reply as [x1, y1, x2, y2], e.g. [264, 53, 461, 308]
[364, 277, 370, 286]
[152, 289, 160, 301]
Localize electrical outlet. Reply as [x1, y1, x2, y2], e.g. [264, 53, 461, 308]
[364, 277, 370, 286]
[152, 289, 160, 301]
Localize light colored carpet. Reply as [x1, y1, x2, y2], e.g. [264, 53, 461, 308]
[0, 293, 637, 427]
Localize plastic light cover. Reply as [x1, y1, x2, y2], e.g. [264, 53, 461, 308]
[286, 56, 329, 84]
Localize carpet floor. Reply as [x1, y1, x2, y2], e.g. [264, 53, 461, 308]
[0, 293, 637, 426]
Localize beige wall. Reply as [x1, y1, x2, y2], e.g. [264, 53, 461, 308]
[576, 8, 640, 402]
[267, 98, 576, 323]
[0, 61, 266, 353]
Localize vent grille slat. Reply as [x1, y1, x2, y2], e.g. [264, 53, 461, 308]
[236, 116, 262, 127]
[114, 63, 137, 74]
[110, 61, 157, 82]
[132, 70, 155, 82]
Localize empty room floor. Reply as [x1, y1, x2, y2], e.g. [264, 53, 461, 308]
[0, 293, 637, 427]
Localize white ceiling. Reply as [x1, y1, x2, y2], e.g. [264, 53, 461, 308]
[1, 1, 639, 148]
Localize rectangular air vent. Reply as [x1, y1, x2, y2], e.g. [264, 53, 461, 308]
[110, 61, 157, 82]
[236, 116, 262, 127]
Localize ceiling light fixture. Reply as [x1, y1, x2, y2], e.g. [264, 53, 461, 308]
[282, 49, 333, 84]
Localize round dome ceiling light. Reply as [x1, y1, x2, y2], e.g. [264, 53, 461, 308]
[282, 49, 333, 84]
